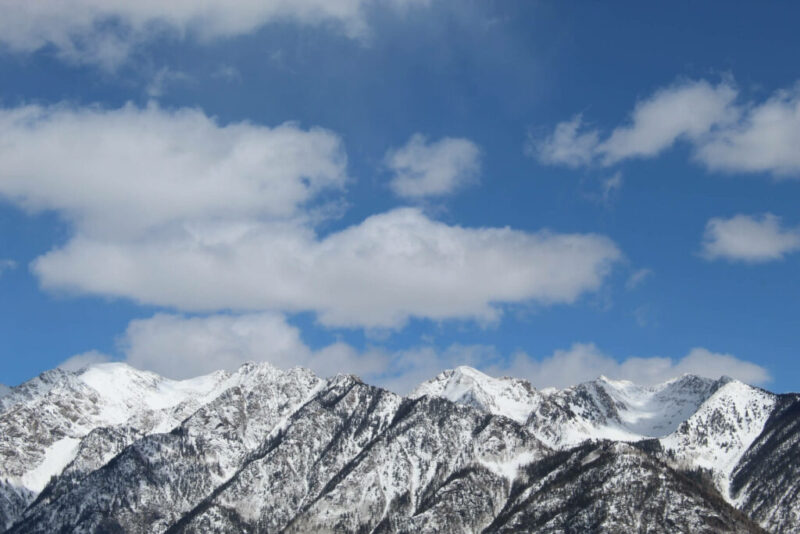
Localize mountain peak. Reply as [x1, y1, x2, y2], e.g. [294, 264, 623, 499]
[410, 366, 539, 423]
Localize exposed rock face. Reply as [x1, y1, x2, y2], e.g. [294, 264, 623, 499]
[0, 362, 796, 533]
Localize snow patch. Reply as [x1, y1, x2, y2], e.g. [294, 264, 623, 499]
[479, 451, 539, 481]
[18, 437, 80, 493]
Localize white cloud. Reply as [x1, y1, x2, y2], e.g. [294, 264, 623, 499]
[696, 85, 800, 177]
[599, 80, 738, 163]
[32, 207, 620, 328]
[492, 343, 770, 389]
[0, 0, 431, 68]
[0, 103, 347, 239]
[56, 312, 484, 391]
[532, 115, 599, 168]
[121, 313, 310, 378]
[702, 213, 800, 263]
[51, 313, 384, 381]
[0, 103, 620, 329]
[58, 350, 112, 372]
[120, 313, 393, 380]
[386, 134, 481, 198]
[61, 314, 770, 394]
[532, 80, 737, 167]
[533, 78, 800, 179]
[113, 312, 488, 390]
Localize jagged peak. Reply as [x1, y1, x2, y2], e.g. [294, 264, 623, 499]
[234, 360, 278, 374]
[328, 373, 364, 387]
[410, 365, 541, 424]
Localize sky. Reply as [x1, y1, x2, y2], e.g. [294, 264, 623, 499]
[0, 1, 798, 393]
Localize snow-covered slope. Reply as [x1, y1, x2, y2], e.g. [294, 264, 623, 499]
[0, 363, 245, 529]
[406, 365, 790, 526]
[414, 367, 721, 448]
[0, 364, 232, 491]
[660, 379, 777, 497]
[1, 362, 795, 533]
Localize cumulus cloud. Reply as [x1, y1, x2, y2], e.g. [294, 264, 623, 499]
[114, 313, 490, 390]
[386, 134, 481, 198]
[696, 85, 800, 177]
[0, 0, 431, 68]
[0, 103, 347, 238]
[0, 103, 620, 329]
[492, 343, 770, 389]
[702, 213, 800, 263]
[32, 208, 620, 328]
[78, 312, 442, 387]
[599, 80, 738, 164]
[119, 313, 393, 380]
[532, 78, 800, 179]
[69, 315, 770, 394]
[59, 314, 769, 393]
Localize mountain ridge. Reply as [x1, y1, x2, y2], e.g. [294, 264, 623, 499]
[1, 361, 796, 532]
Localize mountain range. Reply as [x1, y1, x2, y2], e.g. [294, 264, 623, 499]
[1, 362, 797, 533]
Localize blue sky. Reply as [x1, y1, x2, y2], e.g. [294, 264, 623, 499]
[0, 1, 798, 392]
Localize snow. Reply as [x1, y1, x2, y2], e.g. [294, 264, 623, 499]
[659, 379, 776, 499]
[78, 362, 232, 424]
[1, 362, 241, 500]
[1, 361, 792, 533]
[479, 450, 539, 481]
[414, 366, 720, 449]
[593, 374, 718, 437]
[18, 437, 80, 493]
[411, 366, 539, 424]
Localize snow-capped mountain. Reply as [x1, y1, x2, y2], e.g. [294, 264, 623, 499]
[1, 361, 796, 532]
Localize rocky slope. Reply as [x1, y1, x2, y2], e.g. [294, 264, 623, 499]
[0, 362, 796, 532]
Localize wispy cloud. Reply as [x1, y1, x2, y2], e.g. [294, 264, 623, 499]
[0, 0, 434, 68]
[625, 268, 652, 290]
[145, 67, 193, 98]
